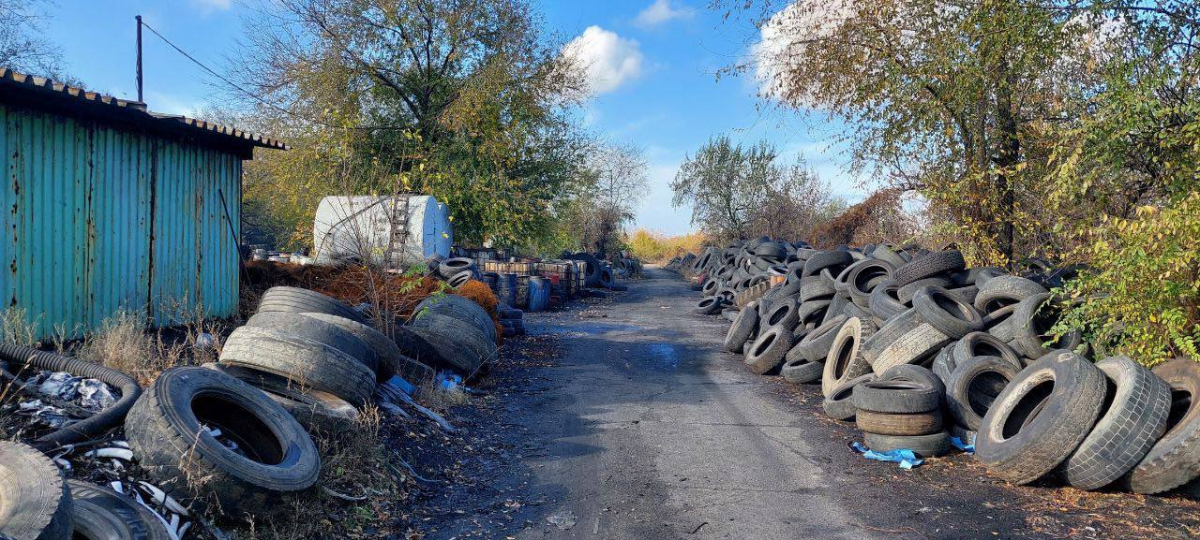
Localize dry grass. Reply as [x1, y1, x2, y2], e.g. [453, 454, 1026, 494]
[416, 381, 470, 412]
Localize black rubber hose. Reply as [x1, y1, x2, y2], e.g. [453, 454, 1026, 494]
[0, 343, 141, 451]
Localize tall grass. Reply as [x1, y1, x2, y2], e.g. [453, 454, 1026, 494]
[627, 228, 709, 262]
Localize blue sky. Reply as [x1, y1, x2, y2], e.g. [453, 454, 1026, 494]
[36, 0, 867, 236]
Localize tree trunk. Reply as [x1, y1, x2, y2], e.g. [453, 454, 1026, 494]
[994, 60, 1019, 266]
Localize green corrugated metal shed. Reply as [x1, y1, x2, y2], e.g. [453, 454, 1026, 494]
[0, 69, 286, 338]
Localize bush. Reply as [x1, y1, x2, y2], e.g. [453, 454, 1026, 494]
[1056, 195, 1200, 365]
[627, 229, 708, 262]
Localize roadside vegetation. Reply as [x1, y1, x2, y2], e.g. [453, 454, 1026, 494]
[692, 0, 1200, 366]
[627, 229, 709, 263]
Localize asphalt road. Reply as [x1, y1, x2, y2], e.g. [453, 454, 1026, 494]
[408, 267, 1200, 540]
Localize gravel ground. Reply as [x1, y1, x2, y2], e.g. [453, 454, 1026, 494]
[399, 267, 1200, 540]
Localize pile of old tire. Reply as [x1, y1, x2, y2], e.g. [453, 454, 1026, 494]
[499, 303, 526, 337]
[406, 293, 499, 376]
[849, 365, 952, 457]
[430, 256, 480, 288]
[567, 252, 627, 291]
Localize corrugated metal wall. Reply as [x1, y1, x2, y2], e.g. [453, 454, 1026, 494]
[0, 103, 241, 338]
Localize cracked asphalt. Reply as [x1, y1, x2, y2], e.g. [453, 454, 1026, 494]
[408, 267, 1200, 540]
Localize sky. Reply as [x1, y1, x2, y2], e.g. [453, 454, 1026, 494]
[35, 0, 868, 236]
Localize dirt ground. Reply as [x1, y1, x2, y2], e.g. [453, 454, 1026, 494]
[395, 268, 1200, 540]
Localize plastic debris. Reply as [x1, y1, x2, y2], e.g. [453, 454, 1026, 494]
[386, 374, 416, 396]
[77, 379, 117, 411]
[950, 436, 975, 454]
[19, 399, 71, 429]
[194, 333, 217, 350]
[37, 372, 78, 399]
[436, 372, 463, 392]
[849, 441, 925, 469]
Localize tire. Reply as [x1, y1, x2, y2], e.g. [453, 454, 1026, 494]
[931, 344, 956, 384]
[821, 317, 876, 397]
[857, 410, 944, 436]
[408, 312, 497, 363]
[802, 250, 853, 277]
[300, 313, 406, 382]
[67, 480, 172, 540]
[0, 441, 71, 540]
[823, 293, 851, 326]
[870, 244, 908, 267]
[220, 326, 375, 406]
[694, 297, 722, 315]
[946, 356, 1023, 430]
[1124, 358, 1200, 494]
[848, 260, 895, 309]
[974, 275, 1047, 313]
[864, 432, 952, 457]
[975, 350, 1107, 485]
[897, 277, 951, 305]
[869, 280, 906, 320]
[414, 295, 497, 343]
[257, 286, 366, 325]
[246, 312, 379, 376]
[984, 304, 1020, 341]
[799, 275, 836, 301]
[852, 379, 942, 414]
[1007, 293, 1083, 359]
[947, 285, 979, 305]
[913, 286, 983, 339]
[204, 363, 360, 434]
[763, 297, 800, 331]
[1058, 356, 1171, 490]
[951, 332, 1022, 371]
[824, 374, 875, 421]
[406, 327, 481, 374]
[796, 300, 831, 328]
[880, 364, 945, 395]
[724, 305, 759, 353]
[864, 309, 952, 375]
[893, 251, 965, 286]
[795, 315, 849, 367]
[745, 324, 793, 375]
[782, 357, 824, 384]
[125, 367, 321, 512]
[438, 257, 476, 279]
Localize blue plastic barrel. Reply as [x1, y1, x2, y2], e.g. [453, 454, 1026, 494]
[528, 277, 550, 312]
[497, 273, 517, 306]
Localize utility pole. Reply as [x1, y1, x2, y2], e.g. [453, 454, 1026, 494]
[135, 15, 143, 103]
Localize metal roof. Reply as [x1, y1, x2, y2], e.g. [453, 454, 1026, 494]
[0, 68, 288, 152]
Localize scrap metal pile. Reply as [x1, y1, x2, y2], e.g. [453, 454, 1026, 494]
[0, 257, 509, 540]
[684, 237, 1200, 495]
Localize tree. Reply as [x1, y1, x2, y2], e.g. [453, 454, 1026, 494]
[234, 0, 586, 249]
[0, 0, 71, 80]
[671, 135, 843, 242]
[565, 142, 648, 254]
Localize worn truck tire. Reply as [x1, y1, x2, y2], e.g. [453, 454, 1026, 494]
[1059, 356, 1171, 491]
[1124, 358, 1200, 494]
[796, 300, 831, 328]
[893, 250, 965, 287]
[799, 275, 836, 302]
[408, 312, 498, 363]
[897, 277, 951, 305]
[300, 313, 405, 382]
[821, 317, 876, 397]
[796, 315, 849, 367]
[823, 374, 875, 421]
[913, 286, 983, 339]
[781, 357, 824, 384]
[204, 363, 360, 434]
[125, 367, 321, 513]
[976, 350, 1107, 485]
[802, 250, 853, 277]
[847, 260, 895, 309]
[946, 356, 1023, 430]
[220, 326, 375, 406]
[438, 257, 476, 279]
[952, 332, 1022, 371]
[853, 378, 942, 414]
[864, 309, 952, 375]
[414, 295, 497, 341]
[694, 297, 722, 315]
[864, 432, 952, 457]
[0, 441, 72, 540]
[973, 275, 1048, 313]
[880, 364, 945, 395]
[745, 324, 793, 375]
[67, 480, 172, 540]
[406, 327, 482, 374]
[257, 286, 366, 325]
[247, 312, 379, 376]
[857, 410, 944, 436]
[763, 297, 800, 331]
[724, 305, 759, 353]
[1007, 293, 1084, 359]
[869, 280, 907, 320]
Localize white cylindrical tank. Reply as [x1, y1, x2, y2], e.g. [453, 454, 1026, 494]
[313, 195, 452, 265]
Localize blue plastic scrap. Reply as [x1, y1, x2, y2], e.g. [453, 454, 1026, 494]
[950, 436, 975, 454]
[386, 375, 417, 396]
[849, 441, 925, 469]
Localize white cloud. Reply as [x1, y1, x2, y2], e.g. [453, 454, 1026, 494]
[562, 26, 644, 95]
[752, 1, 855, 102]
[634, 0, 694, 29]
[191, 0, 232, 13]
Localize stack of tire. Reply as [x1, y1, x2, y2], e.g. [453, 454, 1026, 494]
[567, 252, 626, 291]
[693, 237, 802, 318]
[430, 256, 481, 288]
[702, 245, 1200, 495]
[499, 304, 526, 337]
[406, 293, 499, 374]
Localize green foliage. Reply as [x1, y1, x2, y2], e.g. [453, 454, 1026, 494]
[627, 229, 709, 262]
[1056, 197, 1200, 365]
